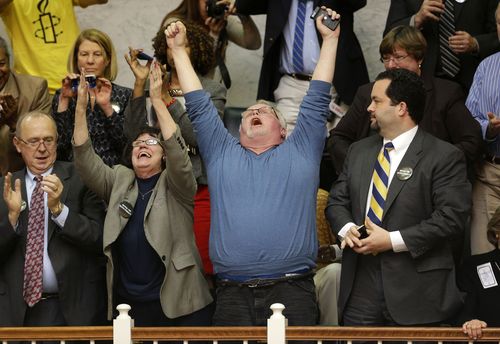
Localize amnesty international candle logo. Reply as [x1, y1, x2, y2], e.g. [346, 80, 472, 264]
[33, 0, 62, 44]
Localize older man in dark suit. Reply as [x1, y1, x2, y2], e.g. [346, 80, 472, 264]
[326, 68, 470, 325]
[0, 111, 106, 327]
[384, 0, 500, 92]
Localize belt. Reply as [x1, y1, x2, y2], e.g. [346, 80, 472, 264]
[40, 293, 59, 300]
[287, 73, 312, 81]
[217, 270, 314, 288]
[486, 154, 500, 164]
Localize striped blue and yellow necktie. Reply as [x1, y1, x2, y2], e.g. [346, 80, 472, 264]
[367, 142, 394, 226]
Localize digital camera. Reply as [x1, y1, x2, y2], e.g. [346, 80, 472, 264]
[71, 74, 97, 92]
[206, 0, 227, 20]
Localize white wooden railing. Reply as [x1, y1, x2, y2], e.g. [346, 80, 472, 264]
[1, 303, 500, 343]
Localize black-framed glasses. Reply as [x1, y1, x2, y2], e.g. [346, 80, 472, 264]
[242, 106, 278, 119]
[131, 138, 161, 147]
[380, 54, 409, 64]
[16, 136, 56, 148]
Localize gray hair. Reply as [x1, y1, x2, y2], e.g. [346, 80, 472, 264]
[256, 99, 287, 130]
[16, 111, 58, 139]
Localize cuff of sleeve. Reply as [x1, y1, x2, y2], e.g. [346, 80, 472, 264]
[338, 222, 356, 239]
[390, 231, 408, 252]
[51, 204, 69, 229]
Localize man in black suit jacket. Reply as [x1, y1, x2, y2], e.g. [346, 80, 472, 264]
[235, 0, 369, 106]
[0, 111, 106, 326]
[384, 0, 500, 92]
[328, 25, 482, 178]
[326, 68, 470, 325]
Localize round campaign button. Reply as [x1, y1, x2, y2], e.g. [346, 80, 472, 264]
[119, 201, 133, 218]
[396, 167, 413, 181]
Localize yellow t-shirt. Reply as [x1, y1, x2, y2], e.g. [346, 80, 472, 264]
[1, 0, 79, 94]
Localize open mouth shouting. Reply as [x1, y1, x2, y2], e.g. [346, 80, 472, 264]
[251, 117, 263, 126]
[137, 150, 152, 159]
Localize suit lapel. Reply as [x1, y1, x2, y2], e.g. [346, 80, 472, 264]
[359, 137, 383, 216]
[384, 129, 425, 216]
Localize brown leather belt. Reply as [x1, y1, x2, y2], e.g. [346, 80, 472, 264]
[486, 154, 500, 164]
[287, 73, 312, 81]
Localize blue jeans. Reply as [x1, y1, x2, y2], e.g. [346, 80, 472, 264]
[213, 275, 318, 326]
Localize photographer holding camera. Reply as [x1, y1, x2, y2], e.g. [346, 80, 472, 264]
[52, 28, 132, 167]
[162, 0, 261, 88]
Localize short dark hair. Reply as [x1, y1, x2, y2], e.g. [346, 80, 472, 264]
[375, 68, 425, 124]
[0, 35, 10, 60]
[121, 126, 165, 169]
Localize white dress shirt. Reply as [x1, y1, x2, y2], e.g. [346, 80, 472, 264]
[339, 126, 419, 252]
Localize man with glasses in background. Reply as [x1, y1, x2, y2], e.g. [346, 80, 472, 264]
[0, 111, 106, 329]
[165, 7, 340, 325]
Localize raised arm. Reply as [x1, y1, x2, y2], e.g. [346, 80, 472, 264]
[165, 22, 203, 94]
[311, 8, 340, 83]
[73, 71, 90, 146]
[149, 60, 176, 140]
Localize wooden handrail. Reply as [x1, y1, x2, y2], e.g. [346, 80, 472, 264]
[1, 326, 500, 342]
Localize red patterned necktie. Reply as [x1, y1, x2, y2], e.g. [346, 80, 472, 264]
[23, 176, 45, 307]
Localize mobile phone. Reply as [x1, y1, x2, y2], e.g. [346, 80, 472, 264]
[131, 51, 154, 61]
[357, 225, 368, 239]
[71, 74, 97, 92]
[310, 6, 340, 31]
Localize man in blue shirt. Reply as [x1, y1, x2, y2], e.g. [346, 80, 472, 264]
[165, 8, 340, 326]
[466, 2, 500, 255]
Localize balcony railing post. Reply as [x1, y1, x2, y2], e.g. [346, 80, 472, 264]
[267, 303, 287, 344]
[113, 304, 134, 344]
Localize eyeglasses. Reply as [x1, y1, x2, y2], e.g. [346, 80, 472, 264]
[242, 106, 278, 119]
[17, 136, 56, 148]
[380, 54, 409, 64]
[132, 138, 161, 147]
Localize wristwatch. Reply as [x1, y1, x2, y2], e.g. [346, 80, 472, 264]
[50, 203, 63, 217]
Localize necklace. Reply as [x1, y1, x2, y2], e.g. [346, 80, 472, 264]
[138, 188, 154, 200]
[168, 88, 183, 97]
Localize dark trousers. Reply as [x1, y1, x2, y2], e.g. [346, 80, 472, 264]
[24, 298, 66, 326]
[115, 297, 213, 327]
[213, 275, 318, 326]
[342, 255, 444, 344]
[21, 298, 66, 344]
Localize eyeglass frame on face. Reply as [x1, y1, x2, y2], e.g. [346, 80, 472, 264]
[16, 136, 56, 148]
[380, 54, 409, 65]
[241, 106, 279, 120]
[131, 138, 161, 147]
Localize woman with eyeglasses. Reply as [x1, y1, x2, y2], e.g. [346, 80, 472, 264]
[328, 25, 483, 179]
[124, 21, 226, 313]
[71, 63, 213, 326]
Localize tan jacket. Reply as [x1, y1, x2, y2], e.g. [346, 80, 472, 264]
[0, 71, 51, 175]
[73, 128, 212, 319]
